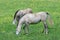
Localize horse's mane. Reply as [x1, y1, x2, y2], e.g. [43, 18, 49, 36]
[14, 9, 20, 19]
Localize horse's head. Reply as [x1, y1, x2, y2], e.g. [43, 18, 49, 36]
[13, 10, 25, 24]
[13, 8, 32, 24]
[13, 9, 20, 24]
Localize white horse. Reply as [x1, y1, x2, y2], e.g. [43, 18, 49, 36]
[16, 12, 54, 35]
[13, 8, 32, 24]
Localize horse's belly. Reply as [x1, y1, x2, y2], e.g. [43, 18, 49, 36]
[26, 14, 41, 23]
[33, 19, 40, 23]
[29, 17, 41, 23]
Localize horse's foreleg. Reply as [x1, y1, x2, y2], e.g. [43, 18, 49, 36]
[16, 24, 22, 35]
[43, 21, 48, 34]
[24, 22, 29, 35]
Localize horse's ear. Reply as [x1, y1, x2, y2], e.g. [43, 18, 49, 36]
[14, 10, 19, 19]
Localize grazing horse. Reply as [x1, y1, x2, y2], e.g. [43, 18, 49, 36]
[16, 12, 54, 35]
[13, 8, 32, 24]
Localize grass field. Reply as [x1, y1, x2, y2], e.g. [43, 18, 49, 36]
[0, 0, 60, 40]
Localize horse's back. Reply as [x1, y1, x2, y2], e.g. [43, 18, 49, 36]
[37, 12, 48, 21]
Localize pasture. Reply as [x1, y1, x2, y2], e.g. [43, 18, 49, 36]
[0, 0, 60, 40]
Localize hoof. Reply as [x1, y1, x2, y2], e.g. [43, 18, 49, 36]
[25, 33, 28, 35]
[16, 31, 19, 35]
[45, 32, 49, 35]
[24, 33, 29, 35]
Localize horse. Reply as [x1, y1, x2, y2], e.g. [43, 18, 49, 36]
[16, 12, 54, 35]
[13, 8, 32, 24]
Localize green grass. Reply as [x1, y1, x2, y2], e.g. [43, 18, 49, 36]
[0, 0, 60, 40]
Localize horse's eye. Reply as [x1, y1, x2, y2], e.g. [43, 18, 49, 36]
[17, 16, 20, 18]
[16, 16, 20, 21]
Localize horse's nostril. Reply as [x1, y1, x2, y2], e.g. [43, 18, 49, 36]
[12, 20, 16, 24]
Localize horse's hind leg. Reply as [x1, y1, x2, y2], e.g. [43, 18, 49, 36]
[24, 22, 29, 35]
[43, 21, 48, 34]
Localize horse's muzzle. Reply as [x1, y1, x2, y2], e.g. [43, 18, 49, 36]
[12, 20, 16, 24]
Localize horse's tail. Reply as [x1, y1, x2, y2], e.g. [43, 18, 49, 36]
[46, 13, 54, 26]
